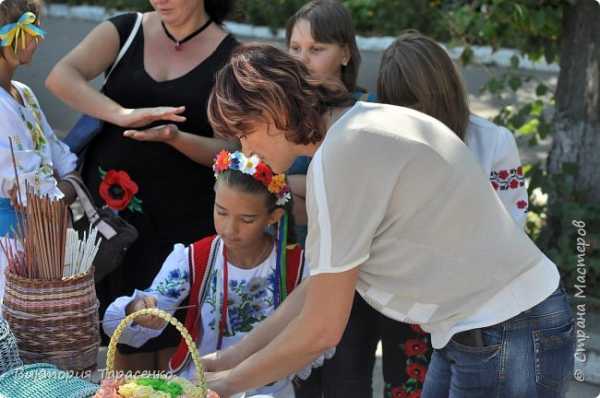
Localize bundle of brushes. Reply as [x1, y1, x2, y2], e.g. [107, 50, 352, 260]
[63, 227, 101, 278]
[0, 188, 102, 281]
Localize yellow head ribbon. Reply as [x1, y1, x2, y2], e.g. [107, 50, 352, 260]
[0, 12, 46, 52]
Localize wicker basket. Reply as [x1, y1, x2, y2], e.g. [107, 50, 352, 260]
[0, 318, 22, 375]
[99, 308, 218, 398]
[2, 269, 100, 372]
[0, 363, 99, 398]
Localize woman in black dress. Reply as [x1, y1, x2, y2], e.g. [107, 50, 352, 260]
[46, 0, 238, 371]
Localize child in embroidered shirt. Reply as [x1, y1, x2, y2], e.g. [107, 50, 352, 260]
[104, 151, 318, 398]
[0, 0, 77, 301]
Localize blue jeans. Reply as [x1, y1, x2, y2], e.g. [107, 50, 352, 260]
[422, 288, 575, 398]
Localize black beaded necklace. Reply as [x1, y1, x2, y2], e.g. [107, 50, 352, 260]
[161, 18, 212, 51]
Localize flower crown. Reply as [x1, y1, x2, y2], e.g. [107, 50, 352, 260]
[213, 150, 291, 206]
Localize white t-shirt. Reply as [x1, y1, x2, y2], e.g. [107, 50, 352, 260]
[305, 102, 559, 349]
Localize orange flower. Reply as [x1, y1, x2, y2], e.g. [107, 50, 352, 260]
[268, 174, 286, 194]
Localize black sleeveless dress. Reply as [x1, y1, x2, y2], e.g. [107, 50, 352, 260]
[82, 13, 238, 351]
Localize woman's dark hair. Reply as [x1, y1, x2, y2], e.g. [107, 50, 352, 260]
[205, 0, 234, 25]
[208, 43, 354, 145]
[285, 0, 361, 92]
[0, 0, 42, 27]
[377, 30, 470, 140]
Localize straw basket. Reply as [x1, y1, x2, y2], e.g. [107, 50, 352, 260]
[2, 269, 100, 372]
[98, 308, 219, 398]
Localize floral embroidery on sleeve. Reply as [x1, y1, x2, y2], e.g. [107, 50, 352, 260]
[489, 166, 525, 191]
[154, 268, 189, 299]
[516, 199, 528, 212]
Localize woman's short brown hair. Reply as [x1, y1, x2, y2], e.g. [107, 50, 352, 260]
[0, 0, 42, 26]
[208, 42, 354, 145]
[285, 0, 361, 93]
[377, 30, 470, 140]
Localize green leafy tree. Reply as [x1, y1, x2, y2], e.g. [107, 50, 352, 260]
[445, 0, 599, 301]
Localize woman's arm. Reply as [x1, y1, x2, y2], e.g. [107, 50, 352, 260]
[207, 268, 359, 396]
[203, 276, 310, 372]
[45, 20, 186, 128]
[123, 125, 239, 167]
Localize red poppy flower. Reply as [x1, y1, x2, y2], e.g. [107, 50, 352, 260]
[99, 170, 139, 211]
[491, 181, 499, 191]
[517, 200, 528, 209]
[498, 170, 509, 180]
[390, 386, 409, 398]
[408, 390, 422, 398]
[410, 324, 426, 335]
[510, 179, 520, 189]
[404, 338, 429, 356]
[406, 363, 427, 383]
[254, 162, 273, 186]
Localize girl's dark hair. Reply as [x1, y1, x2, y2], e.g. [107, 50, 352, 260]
[205, 0, 234, 25]
[208, 43, 354, 145]
[377, 30, 470, 140]
[215, 169, 297, 243]
[285, 0, 361, 92]
[216, 169, 280, 211]
[0, 0, 42, 26]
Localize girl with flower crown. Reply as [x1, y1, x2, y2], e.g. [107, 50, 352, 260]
[0, 0, 77, 301]
[103, 151, 325, 397]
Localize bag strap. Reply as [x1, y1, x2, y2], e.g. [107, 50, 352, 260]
[62, 174, 118, 239]
[103, 12, 143, 86]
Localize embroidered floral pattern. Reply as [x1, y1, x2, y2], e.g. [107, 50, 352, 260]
[99, 167, 143, 213]
[489, 166, 525, 191]
[205, 268, 275, 336]
[384, 325, 429, 398]
[15, 87, 53, 188]
[154, 268, 189, 299]
[516, 199, 528, 211]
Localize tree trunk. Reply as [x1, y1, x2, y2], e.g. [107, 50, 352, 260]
[547, 0, 600, 202]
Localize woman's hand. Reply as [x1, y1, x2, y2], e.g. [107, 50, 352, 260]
[204, 370, 236, 398]
[116, 106, 186, 128]
[123, 124, 179, 143]
[125, 296, 165, 329]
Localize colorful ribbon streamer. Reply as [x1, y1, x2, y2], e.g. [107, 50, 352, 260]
[0, 12, 46, 52]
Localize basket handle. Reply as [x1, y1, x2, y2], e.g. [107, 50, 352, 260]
[106, 308, 206, 393]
